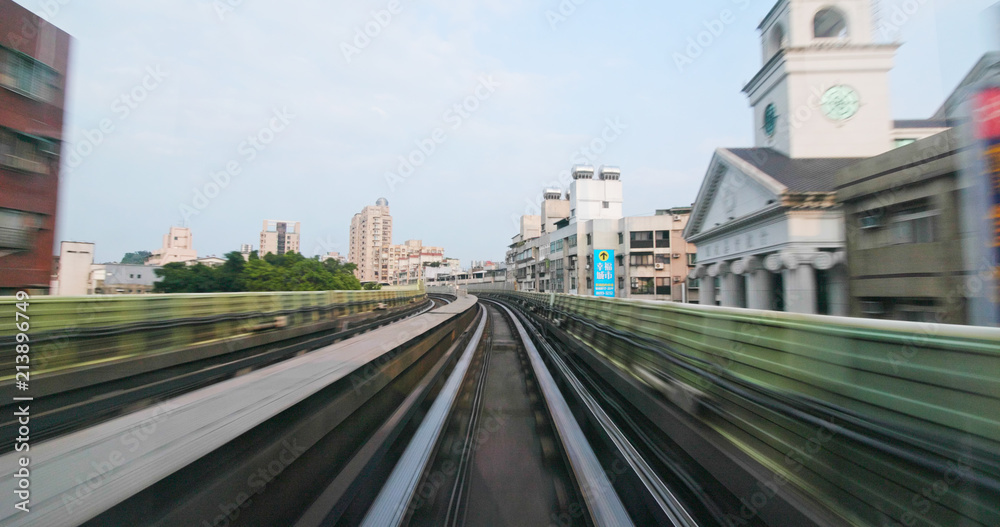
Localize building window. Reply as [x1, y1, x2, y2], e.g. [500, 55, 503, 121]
[655, 277, 672, 296]
[629, 231, 654, 249]
[0, 208, 41, 250]
[567, 234, 577, 248]
[602, 201, 610, 208]
[858, 201, 939, 249]
[891, 207, 937, 245]
[0, 127, 54, 174]
[688, 278, 700, 290]
[629, 253, 654, 266]
[813, 8, 848, 39]
[586, 277, 592, 289]
[894, 138, 917, 148]
[654, 231, 670, 248]
[616, 254, 624, 267]
[0, 47, 60, 102]
[655, 254, 670, 265]
[631, 277, 653, 295]
[586, 233, 592, 246]
[687, 253, 696, 266]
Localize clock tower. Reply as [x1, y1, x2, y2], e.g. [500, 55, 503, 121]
[744, 0, 900, 158]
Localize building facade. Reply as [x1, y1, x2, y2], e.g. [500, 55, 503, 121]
[349, 198, 393, 283]
[395, 240, 445, 285]
[259, 220, 300, 257]
[95, 263, 161, 295]
[835, 52, 1000, 326]
[147, 226, 198, 265]
[685, 0, 949, 315]
[0, 1, 70, 295]
[507, 166, 699, 302]
[55, 242, 94, 296]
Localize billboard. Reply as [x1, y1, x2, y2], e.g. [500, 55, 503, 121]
[976, 88, 1000, 323]
[593, 249, 615, 297]
[962, 85, 1000, 326]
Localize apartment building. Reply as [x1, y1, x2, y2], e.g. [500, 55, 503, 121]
[0, 1, 71, 295]
[507, 166, 698, 302]
[395, 239, 445, 285]
[349, 198, 393, 283]
[147, 226, 198, 265]
[260, 220, 300, 257]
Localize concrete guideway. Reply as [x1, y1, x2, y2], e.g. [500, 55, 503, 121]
[0, 296, 477, 527]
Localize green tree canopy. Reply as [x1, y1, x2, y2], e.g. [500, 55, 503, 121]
[153, 251, 361, 293]
[121, 250, 152, 264]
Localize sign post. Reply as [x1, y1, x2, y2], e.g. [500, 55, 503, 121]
[593, 249, 616, 298]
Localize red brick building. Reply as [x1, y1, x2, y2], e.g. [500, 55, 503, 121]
[0, 0, 70, 295]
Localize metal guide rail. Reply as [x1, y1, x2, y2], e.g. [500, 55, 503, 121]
[474, 290, 1000, 527]
[364, 299, 632, 527]
[0, 295, 476, 527]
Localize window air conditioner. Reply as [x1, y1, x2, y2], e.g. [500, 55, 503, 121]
[859, 214, 884, 229]
[654, 263, 665, 270]
[672, 253, 680, 259]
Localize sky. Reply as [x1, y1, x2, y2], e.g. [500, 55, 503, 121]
[15, 0, 999, 265]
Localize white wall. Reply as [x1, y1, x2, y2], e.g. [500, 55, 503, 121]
[57, 242, 95, 296]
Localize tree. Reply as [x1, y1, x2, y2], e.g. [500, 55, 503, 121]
[121, 250, 152, 264]
[152, 251, 361, 293]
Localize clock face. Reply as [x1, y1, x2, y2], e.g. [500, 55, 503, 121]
[821, 85, 860, 121]
[764, 104, 778, 137]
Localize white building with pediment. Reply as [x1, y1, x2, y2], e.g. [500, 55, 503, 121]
[684, 0, 948, 315]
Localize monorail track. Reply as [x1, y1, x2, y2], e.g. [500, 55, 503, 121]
[400, 301, 587, 527]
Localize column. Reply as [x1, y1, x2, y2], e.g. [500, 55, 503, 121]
[720, 272, 746, 308]
[825, 254, 849, 316]
[748, 269, 774, 310]
[702, 265, 718, 306]
[718, 263, 737, 307]
[784, 263, 817, 315]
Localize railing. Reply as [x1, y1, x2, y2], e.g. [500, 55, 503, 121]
[470, 289, 1000, 527]
[0, 286, 425, 379]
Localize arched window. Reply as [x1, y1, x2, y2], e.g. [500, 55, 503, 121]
[814, 8, 848, 38]
[769, 24, 788, 55]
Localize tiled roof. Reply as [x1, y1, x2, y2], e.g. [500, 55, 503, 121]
[726, 148, 864, 192]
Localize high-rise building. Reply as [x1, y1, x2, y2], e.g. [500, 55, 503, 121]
[0, 1, 71, 295]
[260, 220, 300, 256]
[147, 227, 198, 265]
[349, 198, 393, 283]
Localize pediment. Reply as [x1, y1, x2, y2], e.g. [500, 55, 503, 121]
[684, 149, 786, 240]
